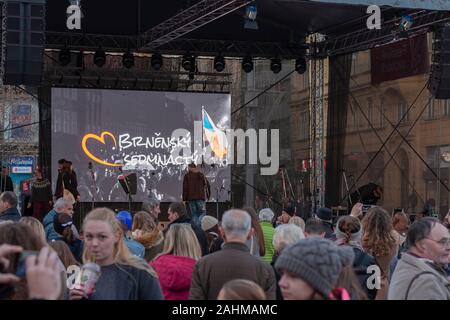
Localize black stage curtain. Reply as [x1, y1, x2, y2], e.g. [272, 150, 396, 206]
[325, 54, 352, 208]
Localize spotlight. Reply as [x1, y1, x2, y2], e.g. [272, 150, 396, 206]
[270, 58, 282, 74]
[122, 52, 134, 69]
[244, 4, 258, 30]
[94, 49, 106, 67]
[182, 54, 195, 72]
[59, 48, 71, 66]
[295, 57, 307, 74]
[214, 55, 225, 72]
[242, 55, 253, 73]
[151, 53, 163, 70]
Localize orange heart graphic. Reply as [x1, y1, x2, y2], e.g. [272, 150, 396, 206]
[81, 131, 123, 167]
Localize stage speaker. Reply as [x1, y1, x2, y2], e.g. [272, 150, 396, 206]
[118, 172, 137, 195]
[3, 0, 45, 86]
[429, 24, 450, 99]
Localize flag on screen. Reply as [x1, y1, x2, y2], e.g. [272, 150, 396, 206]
[202, 108, 228, 159]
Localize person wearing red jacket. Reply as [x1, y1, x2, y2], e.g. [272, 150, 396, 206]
[150, 223, 201, 300]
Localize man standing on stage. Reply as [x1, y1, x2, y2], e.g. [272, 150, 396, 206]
[183, 163, 210, 227]
[0, 166, 14, 193]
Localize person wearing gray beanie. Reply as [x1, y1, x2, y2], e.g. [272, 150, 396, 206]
[275, 237, 354, 300]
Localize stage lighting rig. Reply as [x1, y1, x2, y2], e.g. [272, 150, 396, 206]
[242, 55, 253, 73]
[214, 55, 225, 72]
[182, 54, 196, 72]
[94, 49, 106, 67]
[122, 52, 134, 69]
[59, 48, 71, 66]
[295, 57, 307, 74]
[151, 53, 163, 70]
[270, 58, 282, 74]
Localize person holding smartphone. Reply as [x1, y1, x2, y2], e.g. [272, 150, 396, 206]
[0, 223, 66, 300]
[69, 208, 164, 300]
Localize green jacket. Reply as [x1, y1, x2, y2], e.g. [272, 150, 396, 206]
[260, 221, 275, 263]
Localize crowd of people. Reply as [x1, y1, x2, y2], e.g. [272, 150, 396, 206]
[0, 160, 449, 300]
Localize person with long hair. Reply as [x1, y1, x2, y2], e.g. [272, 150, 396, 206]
[243, 207, 266, 257]
[131, 211, 164, 262]
[49, 240, 80, 269]
[218, 279, 266, 300]
[150, 224, 201, 300]
[19, 216, 47, 245]
[361, 207, 398, 300]
[27, 168, 52, 222]
[69, 208, 163, 300]
[335, 264, 368, 300]
[0, 223, 66, 300]
[335, 215, 377, 299]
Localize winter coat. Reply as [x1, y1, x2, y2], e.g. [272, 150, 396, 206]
[43, 209, 60, 241]
[0, 207, 21, 222]
[189, 242, 276, 300]
[260, 221, 275, 263]
[182, 171, 210, 201]
[150, 254, 197, 300]
[133, 229, 165, 262]
[388, 252, 450, 300]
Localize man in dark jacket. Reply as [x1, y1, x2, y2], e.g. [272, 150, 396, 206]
[315, 207, 335, 240]
[189, 209, 276, 300]
[166, 202, 209, 256]
[0, 191, 21, 222]
[182, 163, 210, 227]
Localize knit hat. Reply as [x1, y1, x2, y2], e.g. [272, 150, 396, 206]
[316, 207, 333, 222]
[201, 215, 218, 231]
[54, 213, 73, 235]
[116, 211, 132, 230]
[275, 237, 354, 298]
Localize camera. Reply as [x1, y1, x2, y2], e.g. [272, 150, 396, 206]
[361, 204, 376, 215]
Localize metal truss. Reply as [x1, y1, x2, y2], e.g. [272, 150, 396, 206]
[138, 0, 254, 50]
[309, 33, 326, 213]
[327, 10, 450, 56]
[43, 66, 231, 93]
[45, 32, 307, 59]
[0, 1, 6, 86]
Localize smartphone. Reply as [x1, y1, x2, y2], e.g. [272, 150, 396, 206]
[362, 204, 376, 215]
[15, 250, 39, 278]
[393, 208, 403, 214]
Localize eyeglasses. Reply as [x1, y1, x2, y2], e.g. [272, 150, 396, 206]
[425, 237, 450, 248]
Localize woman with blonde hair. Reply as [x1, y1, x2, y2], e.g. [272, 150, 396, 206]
[150, 223, 201, 300]
[218, 279, 266, 300]
[131, 211, 164, 262]
[19, 216, 46, 245]
[69, 207, 163, 300]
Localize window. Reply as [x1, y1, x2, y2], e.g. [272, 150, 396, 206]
[367, 97, 373, 127]
[426, 99, 436, 120]
[443, 99, 450, 117]
[299, 110, 309, 140]
[398, 102, 409, 123]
